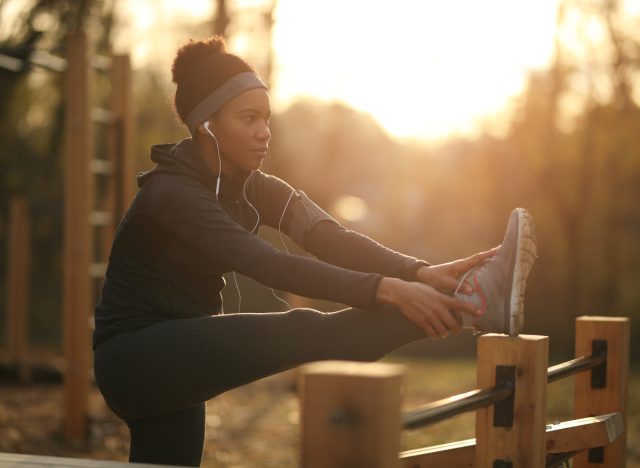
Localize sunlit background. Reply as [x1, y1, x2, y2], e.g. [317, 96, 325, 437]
[5, 0, 640, 139]
[1, 0, 640, 351]
[1, 1, 640, 464]
[114, 0, 562, 140]
[1, 0, 639, 362]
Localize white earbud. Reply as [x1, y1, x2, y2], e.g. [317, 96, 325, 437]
[202, 120, 222, 199]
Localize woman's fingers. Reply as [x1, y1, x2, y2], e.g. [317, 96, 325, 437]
[445, 295, 480, 317]
[415, 296, 463, 337]
[415, 316, 441, 338]
[450, 247, 499, 293]
[407, 303, 448, 338]
[432, 302, 461, 335]
[423, 323, 439, 338]
[391, 281, 475, 338]
[463, 246, 499, 269]
[440, 276, 461, 292]
[423, 247, 499, 293]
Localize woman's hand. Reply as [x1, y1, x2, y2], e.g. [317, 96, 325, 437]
[376, 277, 481, 338]
[416, 247, 499, 294]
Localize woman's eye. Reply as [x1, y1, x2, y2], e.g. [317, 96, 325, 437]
[243, 115, 256, 123]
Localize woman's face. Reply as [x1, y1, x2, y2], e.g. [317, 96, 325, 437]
[206, 87, 271, 174]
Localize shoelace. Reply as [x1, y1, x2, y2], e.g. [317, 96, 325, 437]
[454, 269, 473, 296]
[453, 261, 491, 332]
[454, 256, 496, 295]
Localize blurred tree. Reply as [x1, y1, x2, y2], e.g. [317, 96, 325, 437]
[212, 0, 230, 37]
[591, 0, 640, 317]
[208, 0, 276, 87]
[0, 0, 116, 344]
[501, 0, 640, 353]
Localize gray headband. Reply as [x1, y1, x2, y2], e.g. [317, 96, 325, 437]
[186, 71, 267, 135]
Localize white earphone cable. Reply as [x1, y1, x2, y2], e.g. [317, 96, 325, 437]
[203, 122, 222, 200]
[269, 191, 297, 309]
[203, 121, 296, 312]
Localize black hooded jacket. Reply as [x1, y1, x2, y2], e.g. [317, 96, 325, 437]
[93, 139, 427, 349]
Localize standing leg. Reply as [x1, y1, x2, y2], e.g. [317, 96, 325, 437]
[127, 403, 205, 467]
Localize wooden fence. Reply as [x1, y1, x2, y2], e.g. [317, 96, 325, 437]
[300, 316, 629, 467]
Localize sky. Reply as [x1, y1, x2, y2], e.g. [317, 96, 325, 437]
[6, 0, 638, 141]
[115, 0, 562, 141]
[272, 0, 559, 141]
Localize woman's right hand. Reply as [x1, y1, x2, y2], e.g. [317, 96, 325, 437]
[376, 277, 481, 338]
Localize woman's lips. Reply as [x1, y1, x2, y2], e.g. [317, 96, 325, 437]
[251, 148, 268, 158]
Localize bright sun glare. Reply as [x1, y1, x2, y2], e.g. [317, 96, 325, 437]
[273, 0, 559, 141]
[118, 0, 560, 141]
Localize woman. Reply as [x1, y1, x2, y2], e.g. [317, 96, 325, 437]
[93, 35, 504, 467]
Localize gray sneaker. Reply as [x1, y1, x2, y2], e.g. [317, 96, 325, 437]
[455, 208, 537, 335]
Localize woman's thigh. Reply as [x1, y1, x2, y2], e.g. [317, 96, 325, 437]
[94, 306, 423, 420]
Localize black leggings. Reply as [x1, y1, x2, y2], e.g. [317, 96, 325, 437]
[93, 306, 424, 466]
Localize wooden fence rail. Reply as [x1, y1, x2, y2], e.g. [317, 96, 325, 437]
[300, 316, 630, 468]
[402, 332, 609, 430]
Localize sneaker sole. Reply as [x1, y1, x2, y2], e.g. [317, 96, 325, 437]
[507, 208, 537, 336]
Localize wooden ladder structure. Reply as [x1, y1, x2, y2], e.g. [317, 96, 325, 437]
[63, 31, 135, 441]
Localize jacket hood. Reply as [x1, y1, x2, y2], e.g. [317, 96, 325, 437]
[137, 138, 251, 199]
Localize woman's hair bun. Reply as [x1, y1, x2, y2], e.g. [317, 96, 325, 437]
[171, 35, 254, 127]
[171, 35, 227, 84]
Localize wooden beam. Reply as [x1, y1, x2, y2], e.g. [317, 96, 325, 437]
[546, 412, 624, 453]
[300, 360, 405, 468]
[63, 31, 93, 442]
[573, 316, 629, 468]
[0, 452, 181, 467]
[399, 438, 475, 468]
[475, 334, 548, 467]
[110, 54, 136, 221]
[6, 195, 31, 382]
[399, 412, 624, 467]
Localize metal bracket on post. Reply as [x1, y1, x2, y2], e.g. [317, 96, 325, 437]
[588, 339, 607, 462]
[588, 446, 605, 463]
[493, 365, 516, 428]
[590, 339, 607, 389]
[493, 460, 514, 468]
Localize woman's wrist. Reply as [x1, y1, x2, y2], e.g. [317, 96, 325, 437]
[415, 265, 431, 284]
[410, 260, 431, 281]
[376, 277, 401, 305]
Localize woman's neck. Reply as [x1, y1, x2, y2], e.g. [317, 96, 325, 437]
[195, 135, 237, 178]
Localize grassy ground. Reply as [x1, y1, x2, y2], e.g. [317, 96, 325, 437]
[1, 356, 638, 467]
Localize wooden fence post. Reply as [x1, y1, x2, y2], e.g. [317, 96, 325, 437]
[300, 360, 405, 468]
[6, 195, 31, 382]
[63, 31, 93, 441]
[475, 334, 549, 467]
[573, 316, 630, 468]
[110, 54, 136, 222]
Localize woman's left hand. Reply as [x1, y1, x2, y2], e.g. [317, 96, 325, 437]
[416, 247, 499, 294]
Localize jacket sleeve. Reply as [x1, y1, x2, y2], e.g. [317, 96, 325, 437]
[149, 175, 383, 310]
[303, 221, 430, 281]
[248, 172, 429, 281]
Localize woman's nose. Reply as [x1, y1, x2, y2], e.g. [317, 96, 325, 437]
[256, 123, 271, 142]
